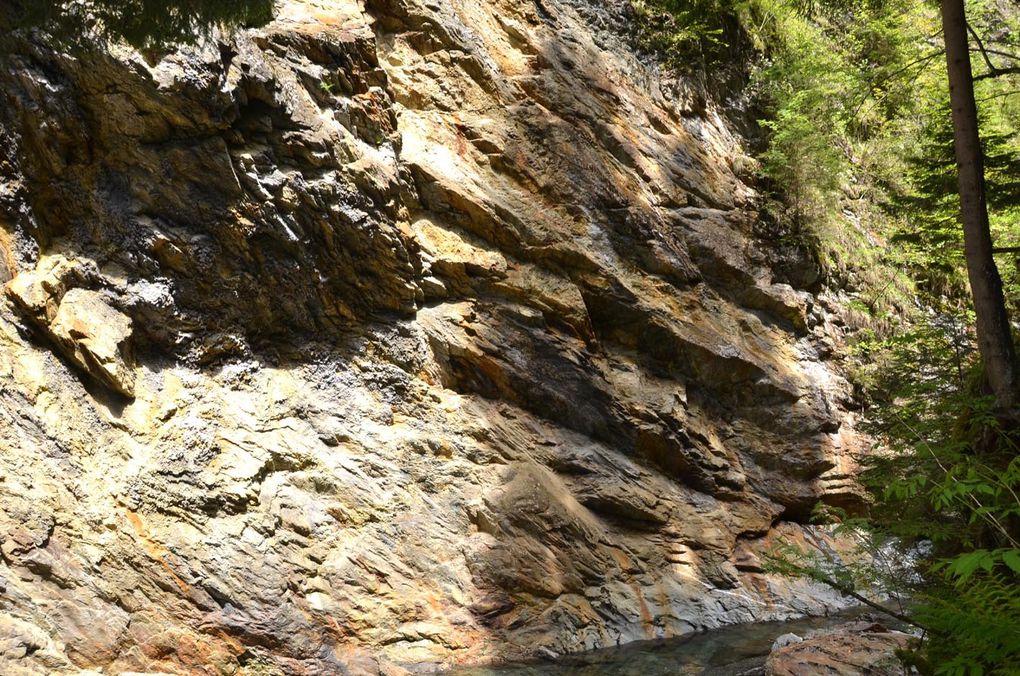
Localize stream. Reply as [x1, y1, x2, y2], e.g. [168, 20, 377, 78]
[445, 607, 886, 675]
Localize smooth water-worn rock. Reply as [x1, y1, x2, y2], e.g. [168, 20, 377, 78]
[1, 1, 868, 673]
[765, 622, 915, 675]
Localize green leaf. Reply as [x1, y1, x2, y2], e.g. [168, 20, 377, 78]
[1002, 550, 1020, 575]
[943, 550, 994, 584]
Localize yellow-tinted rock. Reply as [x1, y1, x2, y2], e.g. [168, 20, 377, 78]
[49, 289, 135, 397]
[4, 255, 85, 323]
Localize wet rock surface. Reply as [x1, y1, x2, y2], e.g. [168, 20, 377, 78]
[1, 0, 868, 673]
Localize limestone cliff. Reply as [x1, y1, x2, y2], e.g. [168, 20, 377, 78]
[0, 1, 866, 673]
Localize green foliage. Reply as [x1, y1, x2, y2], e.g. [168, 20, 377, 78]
[916, 574, 1020, 675]
[893, 97, 1020, 310]
[848, 304, 1020, 672]
[1, 0, 274, 49]
[752, 0, 940, 293]
[754, 4, 856, 230]
[935, 549, 1020, 582]
[636, 0, 930, 323]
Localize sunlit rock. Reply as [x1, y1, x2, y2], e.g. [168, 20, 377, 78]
[0, 0, 873, 672]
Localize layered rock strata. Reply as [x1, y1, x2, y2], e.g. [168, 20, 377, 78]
[0, 0, 866, 673]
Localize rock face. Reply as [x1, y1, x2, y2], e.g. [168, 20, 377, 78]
[0, 0, 867, 673]
[765, 622, 916, 675]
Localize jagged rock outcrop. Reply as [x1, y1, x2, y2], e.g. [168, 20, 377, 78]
[0, 1, 868, 673]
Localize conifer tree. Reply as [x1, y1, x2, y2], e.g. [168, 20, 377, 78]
[940, 0, 1020, 416]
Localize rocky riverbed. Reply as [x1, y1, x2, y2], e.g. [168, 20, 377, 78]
[446, 610, 915, 675]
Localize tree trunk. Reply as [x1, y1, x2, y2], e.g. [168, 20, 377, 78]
[941, 0, 1020, 416]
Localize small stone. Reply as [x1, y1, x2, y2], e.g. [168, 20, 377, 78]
[772, 633, 803, 651]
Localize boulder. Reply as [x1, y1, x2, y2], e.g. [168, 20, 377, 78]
[766, 622, 916, 676]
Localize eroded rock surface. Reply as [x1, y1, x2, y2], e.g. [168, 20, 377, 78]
[0, 0, 868, 673]
[765, 621, 915, 675]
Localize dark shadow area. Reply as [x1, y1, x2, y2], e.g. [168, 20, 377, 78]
[0, 7, 419, 371]
[1, 0, 274, 50]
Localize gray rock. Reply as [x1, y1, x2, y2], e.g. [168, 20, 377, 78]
[772, 633, 804, 651]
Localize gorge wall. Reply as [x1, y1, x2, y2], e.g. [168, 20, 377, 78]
[0, 0, 867, 673]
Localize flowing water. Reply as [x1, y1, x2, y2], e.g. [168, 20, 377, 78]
[446, 608, 886, 675]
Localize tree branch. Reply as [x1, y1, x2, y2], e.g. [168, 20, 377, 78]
[974, 66, 1020, 81]
[966, 21, 1020, 81]
[763, 552, 927, 631]
[820, 578, 926, 631]
[851, 49, 946, 120]
[977, 89, 1020, 103]
[968, 21, 999, 74]
[972, 46, 1020, 62]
